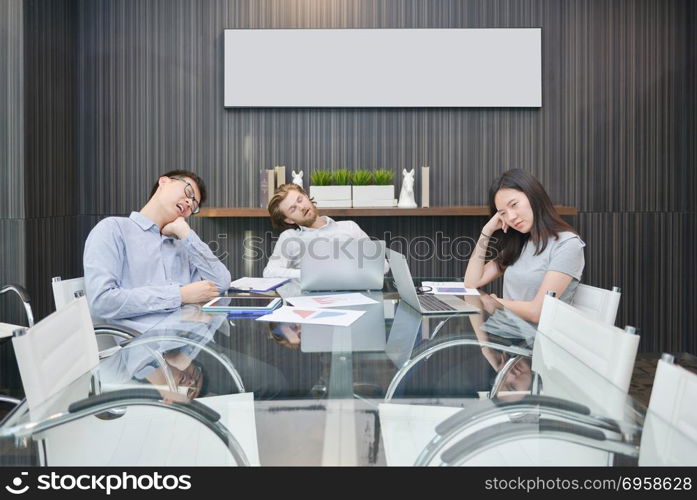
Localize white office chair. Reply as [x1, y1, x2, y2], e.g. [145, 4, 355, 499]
[51, 276, 139, 353]
[6, 296, 253, 466]
[639, 355, 697, 465]
[432, 353, 697, 467]
[12, 296, 99, 414]
[393, 295, 640, 466]
[487, 286, 622, 399]
[51, 277, 245, 394]
[51, 276, 88, 311]
[571, 284, 622, 326]
[535, 294, 638, 401]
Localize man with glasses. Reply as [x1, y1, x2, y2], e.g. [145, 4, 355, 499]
[83, 170, 231, 331]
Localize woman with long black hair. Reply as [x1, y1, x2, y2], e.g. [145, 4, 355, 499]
[464, 169, 585, 323]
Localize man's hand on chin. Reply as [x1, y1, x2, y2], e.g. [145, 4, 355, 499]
[162, 217, 191, 239]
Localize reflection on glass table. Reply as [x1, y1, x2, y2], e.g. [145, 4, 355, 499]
[1, 302, 256, 466]
[1, 279, 693, 466]
[380, 295, 652, 466]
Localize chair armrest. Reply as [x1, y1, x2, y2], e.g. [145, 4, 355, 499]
[117, 336, 245, 394]
[384, 338, 532, 402]
[0, 283, 31, 303]
[93, 324, 142, 339]
[414, 396, 624, 466]
[435, 395, 591, 435]
[0, 283, 34, 327]
[410, 332, 530, 359]
[68, 388, 221, 422]
[0, 395, 22, 406]
[440, 418, 615, 465]
[15, 388, 252, 466]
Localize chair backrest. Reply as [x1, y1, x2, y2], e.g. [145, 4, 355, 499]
[535, 295, 639, 418]
[12, 296, 99, 411]
[51, 276, 119, 353]
[639, 356, 697, 465]
[52, 276, 87, 311]
[570, 284, 621, 326]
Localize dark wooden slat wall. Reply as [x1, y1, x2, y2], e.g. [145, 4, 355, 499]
[0, 0, 77, 404]
[0, 0, 28, 403]
[0, 0, 25, 221]
[0, 0, 27, 329]
[72, 0, 695, 353]
[24, 0, 77, 220]
[1, 1, 695, 360]
[21, 0, 79, 324]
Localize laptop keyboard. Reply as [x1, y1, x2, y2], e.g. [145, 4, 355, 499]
[417, 294, 456, 312]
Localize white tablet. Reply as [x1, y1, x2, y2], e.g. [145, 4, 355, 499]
[202, 296, 281, 312]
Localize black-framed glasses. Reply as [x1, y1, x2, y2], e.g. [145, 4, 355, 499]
[415, 285, 433, 295]
[169, 177, 200, 214]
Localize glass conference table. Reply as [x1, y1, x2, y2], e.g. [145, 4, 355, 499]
[0, 279, 692, 466]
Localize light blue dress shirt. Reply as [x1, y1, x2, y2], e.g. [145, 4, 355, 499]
[83, 212, 231, 332]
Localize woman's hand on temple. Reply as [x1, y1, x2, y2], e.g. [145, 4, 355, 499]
[483, 213, 507, 236]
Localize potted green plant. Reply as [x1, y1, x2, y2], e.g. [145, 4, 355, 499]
[352, 169, 396, 207]
[309, 169, 352, 207]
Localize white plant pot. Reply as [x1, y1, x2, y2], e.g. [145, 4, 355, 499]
[310, 185, 351, 200]
[352, 199, 397, 208]
[352, 185, 395, 206]
[315, 199, 353, 208]
[310, 185, 352, 207]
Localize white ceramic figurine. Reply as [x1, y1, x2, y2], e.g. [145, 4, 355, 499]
[397, 168, 417, 208]
[291, 170, 303, 189]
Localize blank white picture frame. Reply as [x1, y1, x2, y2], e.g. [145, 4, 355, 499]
[224, 28, 541, 108]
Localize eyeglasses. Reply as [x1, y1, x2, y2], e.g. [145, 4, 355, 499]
[169, 177, 200, 214]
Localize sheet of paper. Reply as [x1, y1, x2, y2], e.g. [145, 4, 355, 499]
[230, 277, 289, 291]
[255, 306, 365, 327]
[421, 281, 480, 295]
[284, 292, 378, 309]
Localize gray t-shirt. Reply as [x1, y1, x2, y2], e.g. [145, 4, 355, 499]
[502, 231, 585, 304]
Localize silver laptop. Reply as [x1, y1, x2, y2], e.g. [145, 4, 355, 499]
[300, 239, 386, 291]
[387, 249, 480, 315]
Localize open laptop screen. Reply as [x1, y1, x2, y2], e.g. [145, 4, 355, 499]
[300, 239, 386, 291]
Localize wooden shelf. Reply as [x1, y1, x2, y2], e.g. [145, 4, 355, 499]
[197, 205, 577, 217]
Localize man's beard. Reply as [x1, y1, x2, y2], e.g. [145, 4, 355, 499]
[297, 205, 318, 227]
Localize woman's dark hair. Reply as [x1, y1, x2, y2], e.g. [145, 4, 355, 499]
[148, 170, 207, 206]
[488, 169, 576, 271]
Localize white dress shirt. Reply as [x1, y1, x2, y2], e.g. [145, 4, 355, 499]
[263, 216, 388, 278]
